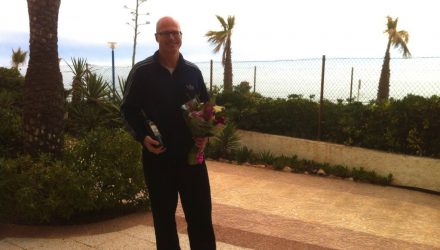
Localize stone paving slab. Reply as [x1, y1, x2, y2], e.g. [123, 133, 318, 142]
[1, 225, 249, 250]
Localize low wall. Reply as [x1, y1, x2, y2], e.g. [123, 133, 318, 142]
[238, 130, 440, 192]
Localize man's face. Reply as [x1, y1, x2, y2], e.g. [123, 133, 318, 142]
[155, 19, 182, 54]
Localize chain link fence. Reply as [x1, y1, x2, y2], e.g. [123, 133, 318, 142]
[61, 56, 440, 102]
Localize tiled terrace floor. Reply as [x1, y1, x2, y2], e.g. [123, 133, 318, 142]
[1, 160, 439, 249]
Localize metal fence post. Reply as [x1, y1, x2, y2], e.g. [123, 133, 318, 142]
[350, 67, 354, 103]
[210, 59, 213, 93]
[253, 66, 256, 93]
[318, 55, 326, 141]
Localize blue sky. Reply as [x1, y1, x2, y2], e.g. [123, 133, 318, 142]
[1, 0, 439, 68]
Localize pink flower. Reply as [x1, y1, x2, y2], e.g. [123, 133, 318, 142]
[196, 151, 205, 164]
[214, 115, 225, 125]
[203, 104, 214, 121]
[182, 97, 226, 165]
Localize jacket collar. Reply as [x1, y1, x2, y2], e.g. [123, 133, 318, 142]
[153, 50, 185, 70]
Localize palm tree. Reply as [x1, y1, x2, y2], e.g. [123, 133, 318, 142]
[23, 0, 64, 158]
[11, 47, 28, 71]
[206, 15, 235, 92]
[66, 57, 89, 104]
[377, 16, 411, 102]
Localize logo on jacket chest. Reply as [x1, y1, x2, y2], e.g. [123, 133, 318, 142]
[185, 83, 195, 92]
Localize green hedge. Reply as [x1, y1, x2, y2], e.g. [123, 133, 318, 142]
[216, 92, 440, 158]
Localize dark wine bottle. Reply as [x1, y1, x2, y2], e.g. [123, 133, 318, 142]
[148, 121, 164, 147]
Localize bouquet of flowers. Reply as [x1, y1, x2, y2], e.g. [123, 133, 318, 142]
[182, 97, 226, 165]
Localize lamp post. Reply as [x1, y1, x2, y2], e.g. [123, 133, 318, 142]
[107, 42, 117, 95]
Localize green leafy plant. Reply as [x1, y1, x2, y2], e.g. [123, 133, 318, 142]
[0, 128, 148, 225]
[207, 122, 240, 159]
[0, 67, 24, 157]
[233, 146, 254, 164]
[272, 155, 295, 170]
[351, 167, 393, 185]
[256, 150, 276, 166]
[322, 164, 350, 178]
[228, 148, 393, 186]
[0, 108, 23, 157]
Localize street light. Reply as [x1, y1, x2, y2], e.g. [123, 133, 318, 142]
[107, 42, 117, 95]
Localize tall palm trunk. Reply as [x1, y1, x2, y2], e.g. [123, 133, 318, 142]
[71, 77, 82, 103]
[377, 39, 392, 102]
[223, 38, 233, 92]
[24, 0, 64, 158]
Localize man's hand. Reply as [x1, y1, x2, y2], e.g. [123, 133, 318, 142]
[194, 137, 208, 152]
[143, 136, 166, 154]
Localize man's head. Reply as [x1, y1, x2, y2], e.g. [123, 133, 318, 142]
[155, 16, 182, 55]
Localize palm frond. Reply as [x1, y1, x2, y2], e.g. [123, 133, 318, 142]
[227, 16, 235, 30]
[81, 73, 111, 104]
[66, 57, 91, 83]
[216, 15, 227, 30]
[395, 38, 411, 58]
[397, 30, 410, 43]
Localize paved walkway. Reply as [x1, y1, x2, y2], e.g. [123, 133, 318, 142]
[1, 160, 439, 249]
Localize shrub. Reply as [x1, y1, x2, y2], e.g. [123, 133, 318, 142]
[65, 102, 115, 136]
[0, 107, 23, 157]
[0, 128, 148, 225]
[0, 67, 24, 157]
[351, 167, 393, 185]
[256, 150, 276, 166]
[0, 67, 24, 100]
[322, 164, 350, 178]
[272, 155, 295, 170]
[233, 146, 254, 164]
[0, 154, 89, 224]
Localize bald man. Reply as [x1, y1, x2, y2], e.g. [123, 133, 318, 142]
[121, 16, 216, 249]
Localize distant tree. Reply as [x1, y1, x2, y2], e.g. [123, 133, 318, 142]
[11, 47, 28, 70]
[125, 0, 150, 67]
[377, 16, 411, 102]
[23, 0, 64, 158]
[234, 81, 251, 94]
[206, 15, 235, 92]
